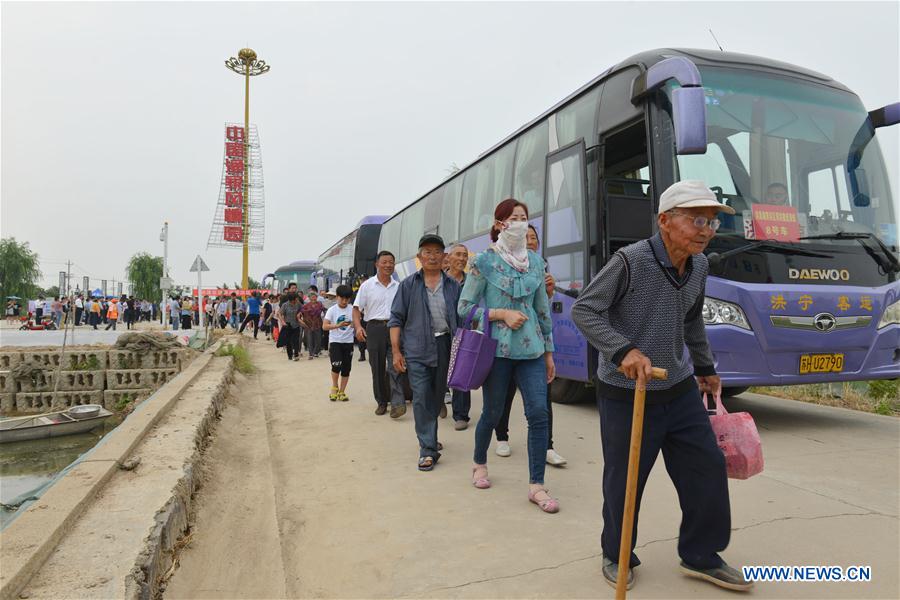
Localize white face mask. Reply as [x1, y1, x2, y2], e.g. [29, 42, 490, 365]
[499, 220, 528, 250]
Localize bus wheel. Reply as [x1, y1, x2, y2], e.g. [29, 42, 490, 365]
[721, 386, 749, 398]
[550, 379, 589, 404]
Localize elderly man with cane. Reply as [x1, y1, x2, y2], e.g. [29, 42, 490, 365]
[572, 180, 751, 592]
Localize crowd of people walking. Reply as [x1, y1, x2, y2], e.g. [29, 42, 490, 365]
[221, 183, 749, 592]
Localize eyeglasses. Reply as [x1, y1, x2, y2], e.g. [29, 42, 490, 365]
[668, 211, 721, 231]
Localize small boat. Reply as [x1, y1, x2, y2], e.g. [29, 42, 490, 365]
[0, 405, 113, 444]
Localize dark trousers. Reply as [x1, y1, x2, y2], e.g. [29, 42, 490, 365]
[408, 335, 451, 459]
[365, 321, 404, 407]
[284, 325, 301, 359]
[239, 313, 260, 338]
[356, 319, 367, 358]
[599, 386, 730, 570]
[496, 381, 555, 449]
[305, 328, 322, 355]
[181, 314, 192, 330]
[451, 389, 471, 422]
[75, 307, 83, 325]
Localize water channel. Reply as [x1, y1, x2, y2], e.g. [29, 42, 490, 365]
[0, 415, 122, 528]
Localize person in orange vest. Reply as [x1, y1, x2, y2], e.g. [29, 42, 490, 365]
[105, 298, 119, 331]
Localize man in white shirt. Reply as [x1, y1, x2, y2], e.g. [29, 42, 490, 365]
[353, 251, 405, 418]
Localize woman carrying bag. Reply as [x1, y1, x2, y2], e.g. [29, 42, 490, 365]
[457, 198, 558, 514]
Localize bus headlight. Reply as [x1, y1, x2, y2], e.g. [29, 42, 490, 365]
[702, 297, 751, 330]
[878, 298, 900, 329]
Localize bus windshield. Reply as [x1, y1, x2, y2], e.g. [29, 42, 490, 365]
[670, 68, 897, 250]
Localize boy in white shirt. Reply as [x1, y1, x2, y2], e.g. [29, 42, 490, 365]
[323, 285, 355, 402]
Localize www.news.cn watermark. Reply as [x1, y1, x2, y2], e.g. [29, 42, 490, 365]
[742, 565, 872, 582]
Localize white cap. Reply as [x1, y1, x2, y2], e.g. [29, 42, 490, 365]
[658, 180, 735, 215]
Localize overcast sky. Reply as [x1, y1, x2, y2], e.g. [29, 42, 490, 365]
[2, 1, 898, 292]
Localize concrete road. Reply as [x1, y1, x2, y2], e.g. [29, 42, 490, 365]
[0, 322, 192, 347]
[166, 339, 899, 599]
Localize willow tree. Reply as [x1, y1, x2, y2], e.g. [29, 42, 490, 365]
[126, 253, 163, 300]
[0, 238, 42, 300]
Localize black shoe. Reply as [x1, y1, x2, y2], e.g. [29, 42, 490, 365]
[375, 404, 387, 416]
[358, 355, 366, 362]
[680, 560, 752, 591]
[602, 556, 634, 591]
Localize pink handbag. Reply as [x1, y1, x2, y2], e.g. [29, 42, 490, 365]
[704, 392, 764, 480]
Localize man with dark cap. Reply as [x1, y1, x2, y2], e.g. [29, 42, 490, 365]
[389, 234, 461, 471]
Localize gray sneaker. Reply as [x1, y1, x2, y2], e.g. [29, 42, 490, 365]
[602, 556, 634, 590]
[680, 560, 753, 591]
[454, 420, 468, 431]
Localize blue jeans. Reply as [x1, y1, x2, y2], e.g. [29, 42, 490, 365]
[229, 313, 239, 329]
[171, 316, 179, 330]
[452, 388, 470, 422]
[474, 356, 549, 484]
[407, 335, 451, 459]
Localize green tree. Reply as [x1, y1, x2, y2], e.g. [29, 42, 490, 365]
[43, 285, 61, 298]
[234, 277, 261, 290]
[126, 253, 163, 301]
[0, 238, 42, 300]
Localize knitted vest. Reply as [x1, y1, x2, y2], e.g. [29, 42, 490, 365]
[597, 239, 708, 393]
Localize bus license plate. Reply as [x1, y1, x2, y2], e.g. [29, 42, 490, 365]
[799, 353, 844, 375]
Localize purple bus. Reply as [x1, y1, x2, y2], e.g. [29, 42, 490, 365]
[378, 48, 899, 403]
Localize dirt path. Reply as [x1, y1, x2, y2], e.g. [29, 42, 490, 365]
[166, 338, 899, 599]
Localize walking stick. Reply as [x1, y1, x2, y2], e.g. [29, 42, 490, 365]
[616, 366, 667, 600]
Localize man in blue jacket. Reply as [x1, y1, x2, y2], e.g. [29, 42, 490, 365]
[389, 234, 461, 471]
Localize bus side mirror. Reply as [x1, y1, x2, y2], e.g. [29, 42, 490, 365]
[633, 57, 708, 156]
[869, 102, 900, 129]
[672, 87, 708, 155]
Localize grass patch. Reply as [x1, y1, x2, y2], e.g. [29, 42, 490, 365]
[751, 380, 899, 416]
[114, 393, 132, 412]
[71, 356, 102, 371]
[215, 343, 254, 374]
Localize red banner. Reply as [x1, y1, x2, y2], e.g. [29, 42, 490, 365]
[751, 204, 800, 242]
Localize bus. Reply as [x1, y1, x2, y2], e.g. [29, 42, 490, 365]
[317, 215, 390, 292]
[377, 48, 899, 403]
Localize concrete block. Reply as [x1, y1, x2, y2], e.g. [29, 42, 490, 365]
[0, 371, 17, 393]
[103, 389, 153, 410]
[13, 392, 54, 413]
[0, 351, 23, 370]
[64, 350, 107, 371]
[107, 350, 143, 370]
[21, 352, 63, 369]
[107, 349, 188, 370]
[55, 370, 105, 392]
[13, 391, 103, 412]
[15, 370, 56, 393]
[0, 393, 14, 414]
[106, 369, 179, 390]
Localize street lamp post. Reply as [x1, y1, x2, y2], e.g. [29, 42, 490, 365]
[225, 48, 270, 290]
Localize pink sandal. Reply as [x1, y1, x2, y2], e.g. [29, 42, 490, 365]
[528, 488, 560, 513]
[472, 465, 491, 489]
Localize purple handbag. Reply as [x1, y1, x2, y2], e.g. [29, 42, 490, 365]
[447, 306, 497, 391]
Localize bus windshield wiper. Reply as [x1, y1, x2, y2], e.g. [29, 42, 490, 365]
[707, 238, 832, 273]
[800, 231, 900, 274]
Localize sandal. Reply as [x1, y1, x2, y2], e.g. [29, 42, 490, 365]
[472, 465, 491, 489]
[528, 488, 560, 513]
[418, 456, 436, 471]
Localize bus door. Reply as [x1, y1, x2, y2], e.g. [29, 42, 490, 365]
[543, 139, 591, 382]
[599, 120, 653, 259]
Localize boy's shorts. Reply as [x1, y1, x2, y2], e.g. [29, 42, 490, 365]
[329, 342, 354, 376]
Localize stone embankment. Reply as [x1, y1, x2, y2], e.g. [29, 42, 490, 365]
[0, 348, 194, 414]
[0, 339, 236, 600]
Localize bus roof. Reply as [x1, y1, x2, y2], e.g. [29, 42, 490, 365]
[384, 47, 854, 223]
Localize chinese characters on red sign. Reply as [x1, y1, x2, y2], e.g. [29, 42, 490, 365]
[751, 204, 800, 242]
[223, 125, 246, 243]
